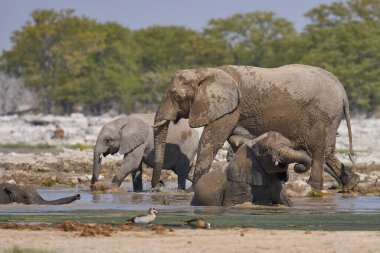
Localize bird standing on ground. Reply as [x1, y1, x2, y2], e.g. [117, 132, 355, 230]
[127, 208, 158, 225]
[185, 218, 211, 229]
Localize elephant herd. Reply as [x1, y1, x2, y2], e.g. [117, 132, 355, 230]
[1, 64, 360, 207]
[91, 64, 360, 207]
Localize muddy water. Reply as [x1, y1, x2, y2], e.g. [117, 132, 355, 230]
[0, 185, 379, 231]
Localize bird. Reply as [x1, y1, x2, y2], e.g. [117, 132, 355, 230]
[127, 208, 158, 225]
[185, 218, 211, 229]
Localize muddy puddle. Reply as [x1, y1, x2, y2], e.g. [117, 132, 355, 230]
[0, 185, 379, 231]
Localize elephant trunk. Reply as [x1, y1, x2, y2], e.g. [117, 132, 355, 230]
[152, 120, 169, 188]
[276, 146, 312, 173]
[91, 151, 102, 185]
[37, 194, 81, 205]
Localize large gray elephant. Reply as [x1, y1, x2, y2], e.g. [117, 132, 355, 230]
[91, 113, 199, 191]
[153, 64, 359, 191]
[0, 183, 80, 205]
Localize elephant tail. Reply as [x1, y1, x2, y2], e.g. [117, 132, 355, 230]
[343, 97, 355, 163]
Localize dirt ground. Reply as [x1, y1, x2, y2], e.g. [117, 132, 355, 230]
[1, 228, 380, 253]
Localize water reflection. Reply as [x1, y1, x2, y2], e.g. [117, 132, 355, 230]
[0, 187, 379, 216]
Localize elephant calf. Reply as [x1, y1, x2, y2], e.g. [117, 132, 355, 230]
[191, 132, 316, 207]
[0, 183, 80, 205]
[91, 113, 199, 191]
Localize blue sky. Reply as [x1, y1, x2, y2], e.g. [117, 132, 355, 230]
[0, 0, 339, 52]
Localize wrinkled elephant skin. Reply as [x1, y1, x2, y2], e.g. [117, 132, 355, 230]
[92, 113, 199, 191]
[192, 132, 310, 207]
[154, 64, 359, 191]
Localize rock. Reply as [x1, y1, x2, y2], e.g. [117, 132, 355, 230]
[356, 173, 367, 182]
[214, 150, 227, 162]
[285, 180, 311, 197]
[69, 177, 79, 184]
[366, 175, 378, 185]
[6, 179, 16, 184]
[77, 175, 90, 182]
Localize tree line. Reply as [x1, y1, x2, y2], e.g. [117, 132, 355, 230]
[1, 0, 379, 115]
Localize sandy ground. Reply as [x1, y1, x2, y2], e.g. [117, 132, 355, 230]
[1, 115, 380, 252]
[1, 228, 380, 253]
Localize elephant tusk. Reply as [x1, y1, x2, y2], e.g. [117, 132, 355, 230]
[274, 161, 279, 166]
[152, 120, 168, 128]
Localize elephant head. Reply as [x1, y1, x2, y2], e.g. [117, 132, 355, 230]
[152, 68, 240, 187]
[0, 183, 80, 205]
[226, 132, 312, 186]
[91, 116, 149, 185]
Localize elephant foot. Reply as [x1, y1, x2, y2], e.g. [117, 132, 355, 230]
[340, 169, 360, 191]
[306, 177, 323, 191]
[150, 181, 166, 192]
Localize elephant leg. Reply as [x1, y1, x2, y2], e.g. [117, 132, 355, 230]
[307, 149, 326, 191]
[174, 159, 190, 190]
[325, 153, 359, 191]
[131, 163, 143, 192]
[112, 145, 145, 187]
[191, 110, 240, 182]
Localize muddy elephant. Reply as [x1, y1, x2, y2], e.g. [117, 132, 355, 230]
[191, 132, 312, 207]
[91, 113, 199, 191]
[153, 64, 359, 191]
[0, 183, 80, 205]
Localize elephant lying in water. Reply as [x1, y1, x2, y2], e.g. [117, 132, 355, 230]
[0, 183, 81, 205]
[191, 132, 321, 207]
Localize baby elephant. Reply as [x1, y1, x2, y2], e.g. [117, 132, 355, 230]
[0, 183, 81, 205]
[191, 132, 314, 207]
[91, 113, 199, 191]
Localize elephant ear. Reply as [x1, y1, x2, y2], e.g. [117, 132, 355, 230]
[226, 145, 267, 186]
[118, 116, 150, 155]
[189, 69, 239, 127]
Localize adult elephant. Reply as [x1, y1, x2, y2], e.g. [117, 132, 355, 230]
[0, 183, 80, 205]
[153, 64, 359, 191]
[91, 114, 199, 191]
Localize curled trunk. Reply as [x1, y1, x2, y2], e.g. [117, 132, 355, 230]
[277, 146, 342, 183]
[277, 146, 312, 173]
